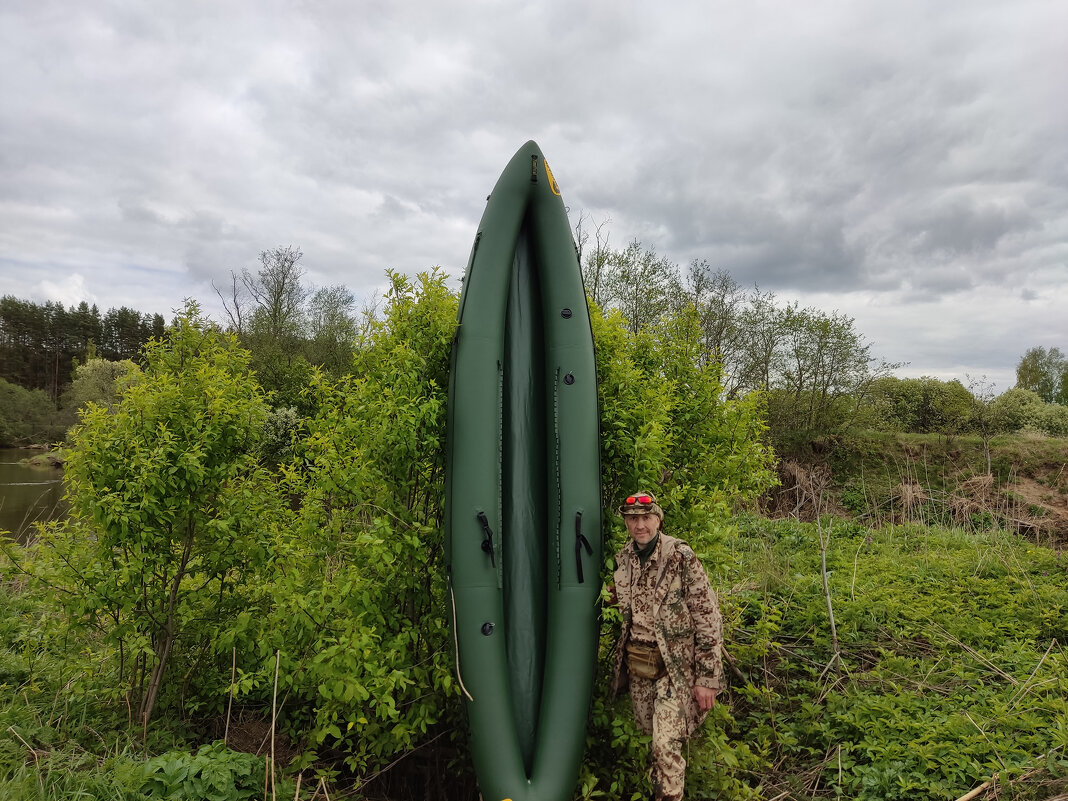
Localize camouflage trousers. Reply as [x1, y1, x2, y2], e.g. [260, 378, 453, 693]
[630, 674, 688, 801]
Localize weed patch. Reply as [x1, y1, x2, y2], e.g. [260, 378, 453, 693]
[726, 517, 1068, 800]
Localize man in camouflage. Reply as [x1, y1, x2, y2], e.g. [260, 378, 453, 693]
[611, 491, 724, 801]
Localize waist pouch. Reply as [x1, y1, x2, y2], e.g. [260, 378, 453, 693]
[626, 640, 666, 681]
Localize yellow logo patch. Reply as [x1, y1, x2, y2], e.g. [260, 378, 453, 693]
[544, 160, 561, 196]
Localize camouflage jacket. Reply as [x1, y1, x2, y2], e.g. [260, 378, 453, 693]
[611, 532, 724, 734]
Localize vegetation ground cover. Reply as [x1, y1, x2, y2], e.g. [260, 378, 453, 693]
[5, 516, 1067, 800]
[725, 517, 1068, 800]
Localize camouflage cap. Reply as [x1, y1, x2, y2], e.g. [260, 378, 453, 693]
[617, 491, 664, 520]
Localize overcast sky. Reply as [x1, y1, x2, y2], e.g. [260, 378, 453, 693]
[2, 1, 1065, 392]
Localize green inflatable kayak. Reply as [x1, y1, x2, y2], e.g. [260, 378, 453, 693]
[446, 141, 602, 801]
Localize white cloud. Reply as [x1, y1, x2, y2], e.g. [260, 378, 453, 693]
[38, 273, 96, 308]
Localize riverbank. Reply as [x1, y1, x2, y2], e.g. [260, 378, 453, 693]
[766, 430, 1068, 544]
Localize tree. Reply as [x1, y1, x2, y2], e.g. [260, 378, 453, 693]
[68, 301, 103, 356]
[215, 246, 354, 407]
[64, 357, 141, 414]
[576, 212, 613, 308]
[0, 377, 64, 446]
[246, 247, 308, 345]
[0, 296, 47, 392]
[684, 261, 747, 381]
[1038, 403, 1068, 437]
[574, 232, 896, 443]
[735, 299, 898, 444]
[217, 246, 308, 345]
[101, 306, 158, 361]
[305, 284, 359, 374]
[966, 375, 1004, 475]
[591, 240, 682, 335]
[1015, 346, 1067, 405]
[732, 288, 784, 395]
[39, 301, 275, 729]
[0, 296, 158, 402]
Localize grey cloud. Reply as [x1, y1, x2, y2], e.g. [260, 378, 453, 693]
[910, 198, 1037, 257]
[1, 0, 1066, 393]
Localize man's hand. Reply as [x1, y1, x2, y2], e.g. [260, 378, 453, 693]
[694, 686, 717, 712]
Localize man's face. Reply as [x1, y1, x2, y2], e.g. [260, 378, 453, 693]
[624, 512, 660, 546]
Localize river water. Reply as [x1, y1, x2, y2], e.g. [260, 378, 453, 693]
[0, 448, 67, 543]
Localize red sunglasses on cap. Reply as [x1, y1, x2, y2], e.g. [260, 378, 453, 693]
[625, 494, 654, 505]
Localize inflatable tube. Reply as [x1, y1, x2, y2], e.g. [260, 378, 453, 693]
[446, 141, 602, 801]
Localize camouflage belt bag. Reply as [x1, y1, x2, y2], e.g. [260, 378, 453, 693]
[626, 640, 666, 680]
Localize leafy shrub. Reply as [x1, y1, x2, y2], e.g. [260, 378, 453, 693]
[991, 388, 1046, 433]
[138, 742, 286, 801]
[583, 300, 777, 798]
[23, 301, 278, 728]
[210, 270, 461, 778]
[1038, 403, 1068, 437]
[63, 356, 141, 414]
[0, 377, 66, 446]
[866, 376, 973, 435]
[838, 481, 871, 515]
[258, 405, 302, 465]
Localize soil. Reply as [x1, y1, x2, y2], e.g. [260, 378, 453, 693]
[209, 709, 300, 766]
[1008, 473, 1068, 539]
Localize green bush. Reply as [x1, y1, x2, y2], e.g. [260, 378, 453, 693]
[199, 270, 462, 778]
[866, 376, 973, 434]
[23, 301, 279, 729]
[12, 270, 1065, 800]
[0, 377, 65, 446]
[991, 388, 1046, 433]
[1038, 403, 1068, 437]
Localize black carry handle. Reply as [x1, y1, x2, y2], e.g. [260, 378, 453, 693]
[477, 511, 496, 568]
[574, 511, 593, 583]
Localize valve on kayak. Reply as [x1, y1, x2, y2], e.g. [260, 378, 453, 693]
[477, 511, 496, 568]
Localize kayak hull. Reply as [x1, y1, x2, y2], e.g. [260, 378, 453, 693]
[446, 141, 602, 801]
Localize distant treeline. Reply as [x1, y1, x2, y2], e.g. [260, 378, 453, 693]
[0, 296, 165, 403]
[2, 240, 1066, 449]
[575, 229, 1068, 444]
